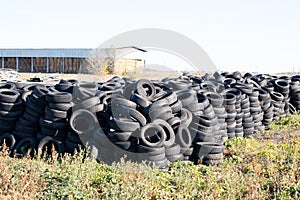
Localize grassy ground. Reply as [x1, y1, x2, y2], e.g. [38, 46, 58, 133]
[0, 116, 299, 199]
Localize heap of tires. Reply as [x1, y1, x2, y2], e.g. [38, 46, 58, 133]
[0, 71, 298, 169]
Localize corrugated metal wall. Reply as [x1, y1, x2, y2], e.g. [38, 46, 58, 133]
[0, 49, 92, 73]
[0, 49, 92, 58]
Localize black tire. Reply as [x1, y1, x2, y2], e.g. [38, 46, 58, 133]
[27, 93, 47, 107]
[0, 116, 17, 127]
[175, 126, 192, 148]
[181, 147, 194, 156]
[274, 79, 289, 92]
[13, 137, 37, 158]
[0, 123, 14, 132]
[45, 106, 68, 119]
[204, 92, 224, 107]
[114, 141, 134, 151]
[197, 115, 218, 127]
[55, 83, 72, 92]
[167, 153, 184, 162]
[12, 130, 34, 140]
[165, 144, 181, 156]
[77, 82, 98, 93]
[69, 109, 98, 135]
[0, 133, 16, 150]
[66, 132, 82, 143]
[26, 97, 45, 114]
[39, 117, 68, 129]
[15, 123, 38, 134]
[186, 103, 204, 112]
[22, 110, 40, 124]
[0, 98, 23, 111]
[0, 89, 20, 103]
[213, 107, 226, 115]
[108, 118, 140, 132]
[203, 104, 214, 114]
[0, 109, 22, 118]
[139, 152, 166, 162]
[73, 85, 95, 101]
[86, 103, 104, 113]
[40, 126, 68, 138]
[37, 136, 65, 156]
[108, 131, 132, 142]
[194, 142, 224, 155]
[138, 123, 166, 147]
[177, 91, 197, 107]
[270, 91, 284, 102]
[0, 82, 17, 90]
[148, 106, 172, 121]
[153, 119, 175, 148]
[170, 100, 182, 113]
[167, 117, 181, 130]
[33, 85, 48, 98]
[159, 91, 177, 105]
[46, 91, 72, 103]
[111, 97, 137, 109]
[134, 79, 156, 100]
[111, 106, 147, 126]
[197, 93, 211, 108]
[23, 83, 42, 92]
[102, 94, 124, 106]
[288, 103, 297, 114]
[48, 102, 73, 111]
[223, 93, 236, 105]
[180, 108, 193, 127]
[101, 81, 122, 91]
[64, 138, 81, 154]
[130, 93, 151, 108]
[193, 122, 213, 133]
[72, 96, 100, 111]
[136, 145, 165, 155]
[21, 91, 32, 102]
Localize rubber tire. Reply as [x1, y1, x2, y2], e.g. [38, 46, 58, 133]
[13, 137, 37, 158]
[46, 91, 72, 103]
[175, 126, 192, 148]
[0, 133, 16, 151]
[0, 89, 20, 103]
[37, 136, 65, 156]
[139, 123, 166, 148]
[153, 119, 175, 148]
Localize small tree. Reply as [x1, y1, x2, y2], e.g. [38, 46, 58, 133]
[84, 47, 116, 75]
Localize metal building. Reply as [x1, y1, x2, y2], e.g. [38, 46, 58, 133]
[0, 49, 92, 73]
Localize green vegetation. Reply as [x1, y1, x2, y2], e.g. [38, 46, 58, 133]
[268, 113, 300, 130]
[0, 116, 299, 199]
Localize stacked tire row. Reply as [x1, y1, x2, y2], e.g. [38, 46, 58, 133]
[0, 72, 300, 168]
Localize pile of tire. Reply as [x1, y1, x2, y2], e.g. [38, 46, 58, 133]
[0, 71, 299, 169]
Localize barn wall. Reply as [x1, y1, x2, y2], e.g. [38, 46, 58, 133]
[0, 56, 142, 74]
[114, 59, 143, 75]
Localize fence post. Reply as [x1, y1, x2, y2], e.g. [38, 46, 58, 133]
[46, 57, 49, 73]
[31, 57, 34, 72]
[62, 57, 65, 73]
[16, 57, 19, 71]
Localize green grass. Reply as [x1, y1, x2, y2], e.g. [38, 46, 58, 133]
[267, 113, 300, 130]
[0, 116, 299, 199]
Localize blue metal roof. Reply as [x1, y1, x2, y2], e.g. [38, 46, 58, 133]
[0, 48, 93, 58]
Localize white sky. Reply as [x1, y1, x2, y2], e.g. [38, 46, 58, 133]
[1, 0, 300, 73]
